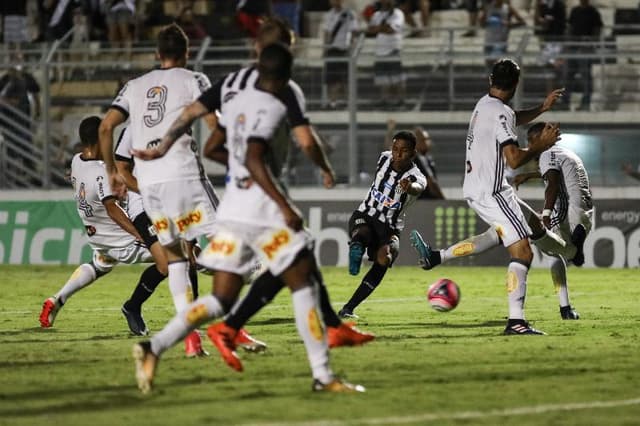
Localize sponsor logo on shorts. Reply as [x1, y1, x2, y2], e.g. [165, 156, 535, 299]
[207, 239, 236, 256]
[308, 307, 324, 341]
[506, 271, 518, 293]
[175, 209, 203, 233]
[452, 242, 474, 257]
[153, 218, 169, 232]
[262, 230, 291, 260]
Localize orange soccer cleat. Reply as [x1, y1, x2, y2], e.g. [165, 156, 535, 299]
[207, 322, 243, 372]
[184, 330, 209, 357]
[39, 297, 60, 328]
[234, 328, 267, 353]
[327, 321, 375, 349]
[312, 378, 366, 393]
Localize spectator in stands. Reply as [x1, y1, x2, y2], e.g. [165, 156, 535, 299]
[535, 0, 567, 96]
[176, 5, 207, 41]
[103, 0, 135, 64]
[462, 0, 481, 37]
[385, 119, 445, 199]
[43, 0, 83, 41]
[1, 1, 30, 48]
[567, 0, 602, 111]
[480, 0, 525, 67]
[622, 163, 640, 181]
[273, 0, 301, 34]
[367, 0, 406, 109]
[236, 0, 272, 38]
[323, 0, 359, 108]
[397, 0, 430, 37]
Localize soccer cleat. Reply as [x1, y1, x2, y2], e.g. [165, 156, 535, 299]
[327, 322, 375, 349]
[348, 242, 364, 275]
[312, 378, 366, 393]
[570, 225, 587, 267]
[184, 330, 209, 358]
[560, 305, 580, 320]
[338, 308, 359, 320]
[132, 341, 157, 394]
[207, 323, 243, 372]
[503, 319, 546, 335]
[39, 297, 60, 328]
[409, 230, 436, 270]
[234, 328, 267, 353]
[121, 303, 149, 336]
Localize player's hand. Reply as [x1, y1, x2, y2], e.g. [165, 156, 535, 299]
[399, 178, 412, 193]
[542, 88, 565, 112]
[108, 172, 128, 200]
[321, 169, 336, 189]
[130, 143, 169, 161]
[542, 215, 552, 229]
[533, 122, 560, 152]
[282, 204, 304, 232]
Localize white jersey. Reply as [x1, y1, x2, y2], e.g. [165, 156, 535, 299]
[110, 67, 211, 187]
[70, 153, 141, 250]
[357, 151, 426, 232]
[216, 85, 288, 225]
[462, 94, 518, 200]
[370, 8, 404, 56]
[539, 145, 593, 215]
[323, 7, 359, 50]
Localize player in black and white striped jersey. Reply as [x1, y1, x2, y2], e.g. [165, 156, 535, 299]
[338, 131, 426, 319]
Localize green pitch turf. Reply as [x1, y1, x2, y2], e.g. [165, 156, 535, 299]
[1, 265, 639, 426]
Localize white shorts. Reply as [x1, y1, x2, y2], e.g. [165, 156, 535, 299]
[551, 205, 593, 243]
[141, 179, 218, 246]
[198, 220, 314, 277]
[92, 242, 153, 273]
[467, 190, 531, 247]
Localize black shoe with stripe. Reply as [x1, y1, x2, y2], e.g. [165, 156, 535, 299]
[503, 319, 546, 335]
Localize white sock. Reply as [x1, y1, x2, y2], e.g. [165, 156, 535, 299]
[441, 228, 500, 263]
[150, 294, 224, 356]
[168, 260, 192, 312]
[549, 256, 570, 307]
[506, 261, 529, 320]
[291, 286, 333, 384]
[55, 264, 97, 305]
[531, 229, 576, 260]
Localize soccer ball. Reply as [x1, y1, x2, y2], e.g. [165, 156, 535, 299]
[426, 278, 460, 312]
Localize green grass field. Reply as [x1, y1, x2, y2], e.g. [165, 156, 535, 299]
[1, 265, 639, 426]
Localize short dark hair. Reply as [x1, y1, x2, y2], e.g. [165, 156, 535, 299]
[527, 122, 546, 140]
[78, 116, 101, 146]
[157, 24, 188, 61]
[258, 43, 293, 82]
[490, 58, 520, 91]
[392, 131, 417, 150]
[256, 17, 293, 47]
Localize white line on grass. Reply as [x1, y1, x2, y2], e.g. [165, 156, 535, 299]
[245, 397, 640, 426]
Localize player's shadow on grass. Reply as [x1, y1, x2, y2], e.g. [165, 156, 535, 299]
[250, 317, 295, 326]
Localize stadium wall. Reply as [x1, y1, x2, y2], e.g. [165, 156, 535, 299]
[1, 189, 639, 268]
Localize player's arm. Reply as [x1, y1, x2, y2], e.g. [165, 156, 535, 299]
[425, 175, 445, 199]
[515, 88, 564, 126]
[203, 125, 228, 165]
[103, 197, 143, 240]
[132, 101, 209, 160]
[503, 123, 560, 169]
[245, 138, 303, 231]
[99, 108, 128, 198]
[115, 159, 139, 193]
[541, 169, 561, 228]
[292, 125, 336, 188]
[513, 171, 542, 189]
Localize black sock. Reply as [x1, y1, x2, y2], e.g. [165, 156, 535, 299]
[225, 272, 284, 330]
[314, 268, 341, 328]
[126, 264, 166, 310]
[432, 250, 442, 266]
[189, 264, 199, 299]
[343, 263, 388, 312]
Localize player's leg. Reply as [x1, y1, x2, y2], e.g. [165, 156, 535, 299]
[40, 251, 112, 328]
[122, 262, 166, 336]
[280, 249, 364, 393]
[347, 211, 372, 275]
[339, 236, 396, 318]
[548, 255, 580, 319]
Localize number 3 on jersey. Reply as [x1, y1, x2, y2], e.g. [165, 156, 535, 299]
[143, 85, 168, 127]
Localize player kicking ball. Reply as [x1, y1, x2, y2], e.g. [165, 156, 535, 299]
[39, 116, 167, 337]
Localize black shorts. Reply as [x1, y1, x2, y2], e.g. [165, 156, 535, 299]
[348, 210, 399, 261]
[133, 212, 159, 249]
[325, 48, 349, 84]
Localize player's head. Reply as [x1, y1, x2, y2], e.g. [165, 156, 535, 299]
[255, 17, 294, 55]
[78, 116, 101, 147]
[258, 42, 293, 88]
[391, 130, 417, 167]
[527, 122, 547, 143]
[157, 23, 189, 64]
[490, 58, 520, 94]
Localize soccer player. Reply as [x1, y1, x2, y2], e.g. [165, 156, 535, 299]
[514, 122, 593, 319]
[410, 58, 563, 335]
[39, 116, 167, 337]
[338, 131, 426, 318]
[130, 43, 365, 393]
[99, 24, 217, 356]
[136, 17, 374, 362]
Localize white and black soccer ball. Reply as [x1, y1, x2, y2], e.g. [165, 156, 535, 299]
[426, 278, 460, 312]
